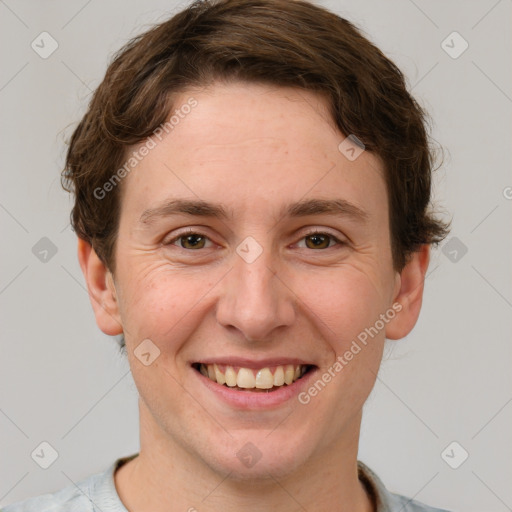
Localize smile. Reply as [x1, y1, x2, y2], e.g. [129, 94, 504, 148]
[192, 362, 313, 392]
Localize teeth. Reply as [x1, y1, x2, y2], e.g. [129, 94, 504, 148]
[284, 364, 294, 385]
[214, 363, 225, 385]
[198, 363, 308, 389]
[237, 368, 256, 388]
[273, 366, 285, 386]
[225, 366, 237, 387]
[255, 368, 273, 389]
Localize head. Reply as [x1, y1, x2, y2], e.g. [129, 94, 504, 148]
[66, 0, 449, 480]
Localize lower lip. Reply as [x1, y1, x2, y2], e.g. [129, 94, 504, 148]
[193, 367, 317, 410]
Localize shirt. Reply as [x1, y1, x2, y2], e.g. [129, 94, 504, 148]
[1, 454, 451, 512]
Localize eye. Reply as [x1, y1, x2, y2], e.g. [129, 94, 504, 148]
[297, 230, 345, 250]
[165, 229, 213, 250]
[164, 228, 345, 251]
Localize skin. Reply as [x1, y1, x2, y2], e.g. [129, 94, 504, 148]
[78, 81, 430, 512]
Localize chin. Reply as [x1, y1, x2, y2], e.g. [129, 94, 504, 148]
[198, 428, 317, 483]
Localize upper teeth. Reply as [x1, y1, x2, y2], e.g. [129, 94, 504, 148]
[198, 363, 307, 389]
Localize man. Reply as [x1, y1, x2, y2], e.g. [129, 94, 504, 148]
[3, 0, 450, 510]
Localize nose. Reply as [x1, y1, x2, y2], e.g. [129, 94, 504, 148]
[215, 242, 296, 342]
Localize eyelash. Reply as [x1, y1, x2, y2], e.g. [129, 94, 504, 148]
[164, 228, 346, 250]
[299, 229, 346, 249]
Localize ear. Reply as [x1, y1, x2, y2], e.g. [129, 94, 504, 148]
[77, 238, 123, 336]
[385, 244, 430, 340]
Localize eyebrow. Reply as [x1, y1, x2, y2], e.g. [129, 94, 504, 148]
[139, 198, 368, 225]
[140, 199, 232, 224]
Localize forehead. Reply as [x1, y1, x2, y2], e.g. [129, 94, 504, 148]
[120, 81, 387, 223]
[168, 82, 345, 164]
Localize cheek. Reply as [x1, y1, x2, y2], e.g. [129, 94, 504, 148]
[299, 269, 387, 432]
[296, 266, 388, 352]
[117, 263, 218, 350]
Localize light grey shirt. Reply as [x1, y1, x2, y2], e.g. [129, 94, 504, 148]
[1, 454, 451, 512]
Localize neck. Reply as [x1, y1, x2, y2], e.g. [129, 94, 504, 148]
[115, 401, 373, 512]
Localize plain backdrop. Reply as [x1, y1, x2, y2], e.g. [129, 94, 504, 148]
[0, 1, 511, 511]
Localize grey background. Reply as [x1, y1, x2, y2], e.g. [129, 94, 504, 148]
[0, 1, 511, 510]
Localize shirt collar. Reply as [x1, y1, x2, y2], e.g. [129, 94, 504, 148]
[358, 460, 394, 512]
[104, 454, 396, 512]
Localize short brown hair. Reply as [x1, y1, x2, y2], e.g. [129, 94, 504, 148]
[62, 0, 449, 276]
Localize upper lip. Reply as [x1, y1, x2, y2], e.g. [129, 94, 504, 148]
[191, 357, 315, 369]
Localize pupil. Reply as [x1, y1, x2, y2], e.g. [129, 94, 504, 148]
[184, 235, 203, 248]
[309, 234, 327, 248]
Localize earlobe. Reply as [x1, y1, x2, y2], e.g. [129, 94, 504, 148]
[385, 244, 431, 341]
[77, 238, 123, 336]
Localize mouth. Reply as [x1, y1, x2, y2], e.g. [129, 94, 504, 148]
[191, 362, 315, 392]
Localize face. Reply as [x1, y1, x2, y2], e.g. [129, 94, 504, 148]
[86, 81, 422, 480]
